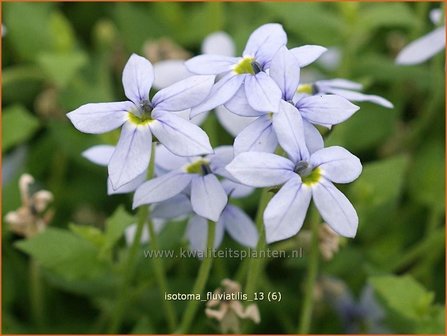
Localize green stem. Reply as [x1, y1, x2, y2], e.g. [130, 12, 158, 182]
[177, 220, 216, 333]
[30, 259, 44, 330]
[298, 206, 320, 334]
[108, 143, 157, 333]
[244, 188, 272, 298]
[147, 216, 178, 331]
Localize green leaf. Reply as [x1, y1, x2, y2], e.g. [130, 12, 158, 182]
[101, 206, 135, 255]
[49, 11, 77, 53]
[4, 2, 54, 61]
[407, 139, 445, 211]
[370, 275, 435, 322]
[326, 104, 398, 152]
[2, 105, 40, 152]
[349, 155, 409, 237]
[69, 224, 106, 248]
[264, 3, 344, 45]
[37, 51, 88, 88]
[358, 3, 418, 32]
[15, 228, 107, 280]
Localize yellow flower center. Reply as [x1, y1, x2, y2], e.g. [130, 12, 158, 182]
[302, 167, 321, 186]
[185, 159, 211, 175]
[233, 57, 256, 75]
[128, 112, 153, 126]
[297, 84, 313, 94]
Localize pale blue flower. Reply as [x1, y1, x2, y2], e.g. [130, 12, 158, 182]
[396, 9, 445, 65]
[311, 79, 394, 108]
[133, 145, 238, 221]
[231, 47, 359, 156]
[226, 111, 362, 243]
[186, 23, 287, 116]
[67, 54, 214, 190]
[151, 180, 257, 252]
[152, 32, 257, 136]
[82, 145, 146, 195]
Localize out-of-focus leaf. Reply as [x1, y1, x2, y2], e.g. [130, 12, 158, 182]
[2, 105, 40, 152]
[37, 51, 88, 88]
[407, 139, 445, 212]
[264, 3, 344, 45]
[326, 104, 398, 152]
[2, 66, 46, 106]
[70, 224, 105, 248]
[370, 275, 434, 320]
[15, 228, 108, 280]
[358, 3, 418, 32]
[4, 2, 54, 61]
[49, 11, 77, 53]
[101, 206, 134, 255]
[349, 155, 409, 237]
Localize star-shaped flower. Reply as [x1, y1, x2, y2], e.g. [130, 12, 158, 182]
[185, 23, 287, 116]
[226, 111, 362, 243]
[67, 54, 214, 190]
[229, 47, 359, 156]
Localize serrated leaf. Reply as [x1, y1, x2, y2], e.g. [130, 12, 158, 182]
[2, 105, 40, 152]
[15, 228, 107, 280]
[370, 275, 434, 321]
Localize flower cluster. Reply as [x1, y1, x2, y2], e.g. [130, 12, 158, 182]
[68, 23, 393, 247]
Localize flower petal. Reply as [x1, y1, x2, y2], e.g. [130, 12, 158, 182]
[152, 75, 215, 111]
[133, 170, 193, 207]
[190, 72, 244, 117]
[67, 101, 132, 134]
[325, 88, 394, 109]
[312, 179, 358, 238]
[108, 122, 152, 189]
[221, 179, 254, 198]
[208, 146, 234, 178]
[290, 45, 327, 67]
[396, 26, 445, 65]
[269, 47, 301, 101]
[315, 78, 363, 91]
[264, 176, 312, 243]
[202, 31, 236, 56]
[303, 120, 324, 154]
[107, 172, 146, 195]
[297, 94, 359, 127]
[226, 152, 295, 187]
[224, 86, 264, 117]
[152, 60, 192, 90]
[272, 100, 309, 163]
[150, 111, 212, 156]
[216, 105, 258, 136]
[187, 215, 225, 252]
[122, 54, 154, 105]
[124, 223, 150, 245]
[82, 145, 115, 166]
[151, 193, 193, 219]
[243, 23, 287, 68]
[233, 115, 278, 156]
[191, 174, 228, 221]
[222, 204, 258, 248]
[245, 72, 282, 113]
[154, 144, 189, 173]
[310, 146, 362, 184]
[185, 54, 239, 75]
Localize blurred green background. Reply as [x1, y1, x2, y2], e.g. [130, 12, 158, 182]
[2, 2, 445, 334]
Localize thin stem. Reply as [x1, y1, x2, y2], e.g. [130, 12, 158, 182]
[30, 259, 45, 330]
[177, 220, 216, 333]
[147, 215, 178, 331]
[244, 188, 272, 298]
[108, 143, 157, 333]
[298, 206, 320, 334]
